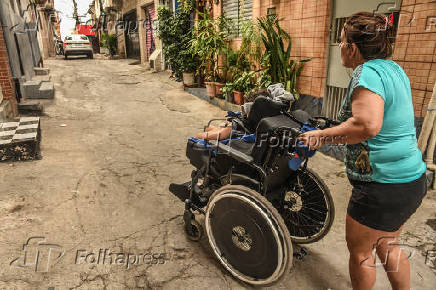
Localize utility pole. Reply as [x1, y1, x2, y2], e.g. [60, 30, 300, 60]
[72, 0, 80, 26]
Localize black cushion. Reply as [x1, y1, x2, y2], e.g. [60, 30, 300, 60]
[246, 97, 288, 131]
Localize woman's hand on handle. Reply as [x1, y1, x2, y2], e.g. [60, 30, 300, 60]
[299, 87, 384, 148]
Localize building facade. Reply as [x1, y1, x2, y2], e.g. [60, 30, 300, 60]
[208, 0, 435, 119]
[0, 0, 57, 119]
[118, 0, 162, 66]
[393, 0, 436, 118]
[90, 0, 164, 68]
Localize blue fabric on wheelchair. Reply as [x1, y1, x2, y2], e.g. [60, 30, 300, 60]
[288, 123, 317, 170]
[226, 111, 242, 118]
[188, 134, 256, 156]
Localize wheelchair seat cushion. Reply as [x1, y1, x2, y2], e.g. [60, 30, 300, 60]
[256, 114, 301, 135]
[246, 96, 289, 131]
[251, 115, 301, 165]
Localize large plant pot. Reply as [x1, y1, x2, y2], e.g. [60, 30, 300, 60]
[205, 82, 216, 98]
[183, 72, 195, 86]
[233, 90, 244, 105]
[215, 82, 225, 98]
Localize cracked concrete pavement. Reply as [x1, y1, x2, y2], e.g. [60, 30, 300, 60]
[0, 57, 435, 289]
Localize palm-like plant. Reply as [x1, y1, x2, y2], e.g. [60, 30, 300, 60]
[258, 16, 311, 99]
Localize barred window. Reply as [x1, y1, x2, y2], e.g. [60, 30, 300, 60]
[222, 0, 253, 38]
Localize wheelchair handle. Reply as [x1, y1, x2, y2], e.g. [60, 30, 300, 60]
[274, 126, 302, 137]
[311, 116, 341, 128]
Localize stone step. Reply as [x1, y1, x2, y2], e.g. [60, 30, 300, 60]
[38, 82, 54, 99]
[18, 100, 44, 116]
[21, 80, 42, 99]
[33, 75, 51, 82]
[34, 67, 49, 76]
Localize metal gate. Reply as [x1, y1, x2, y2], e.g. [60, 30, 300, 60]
[124, 10, 140, 59]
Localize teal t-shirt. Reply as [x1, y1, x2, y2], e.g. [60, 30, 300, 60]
[337, 59, 426, 183]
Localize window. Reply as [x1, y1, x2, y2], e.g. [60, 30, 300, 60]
[331, 17, 347, 44]
[222, 0, 252, 38]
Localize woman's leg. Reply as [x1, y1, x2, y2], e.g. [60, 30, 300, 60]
[346, 214, 377, 290]
[375, 227, 410, 290]
[346, 215, 410, 290]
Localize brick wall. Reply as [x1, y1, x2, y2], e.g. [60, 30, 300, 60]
[0, 24, 17, 113]
[393, 0, 436, 118]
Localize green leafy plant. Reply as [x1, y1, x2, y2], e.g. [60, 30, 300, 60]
[222, 71, 256, 95]
[101, 33, 117, 56]
[258, 15, 311, 98]
[190, 12, 234, 82]
[158, 6, 198, 78]
[183, 0, 196, 11]
[239, 20, 263, 69]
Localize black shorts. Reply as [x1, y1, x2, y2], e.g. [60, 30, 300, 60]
[347, 173, 427, 232]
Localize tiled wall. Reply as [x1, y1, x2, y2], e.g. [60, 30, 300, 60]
[393, 0, 436, 118]
[228, 0, 331, 98]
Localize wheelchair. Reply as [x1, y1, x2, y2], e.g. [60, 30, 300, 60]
[170, 96, 339, 286]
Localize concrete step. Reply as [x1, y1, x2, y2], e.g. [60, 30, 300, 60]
[38, 82, 54, 99]
[33, 75, 51, 82]
[34, 67, 49, 76]
[21, 80, 42, 99]
[18, 100, 44, 116]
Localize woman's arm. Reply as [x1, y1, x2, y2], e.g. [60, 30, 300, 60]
[298, 87, 385, 149]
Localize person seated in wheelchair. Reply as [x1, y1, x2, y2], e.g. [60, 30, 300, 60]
[194, 84, 301, 141]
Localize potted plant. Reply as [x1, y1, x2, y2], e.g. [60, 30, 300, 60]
[101, 33, 117, 57]
[258, 15, 311, 98]
[223, 71, 256, 105]
[190, 12, 233, 98]
[204, 79, 216, 98]
[158, 5, 197, 82]
[181, 46, 199, 86]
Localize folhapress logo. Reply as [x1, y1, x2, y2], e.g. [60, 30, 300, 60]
[10, 237, 65, 272]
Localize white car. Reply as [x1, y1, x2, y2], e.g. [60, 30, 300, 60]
[63, 34, 93, 59]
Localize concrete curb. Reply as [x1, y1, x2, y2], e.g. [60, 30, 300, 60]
[184, 87, 241, 112]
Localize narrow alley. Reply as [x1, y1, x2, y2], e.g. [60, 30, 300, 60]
[0, 58, 434, 289]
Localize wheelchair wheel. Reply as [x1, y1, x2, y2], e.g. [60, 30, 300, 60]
[205, 185, 292, 286]
[281, 168, 335, 244]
